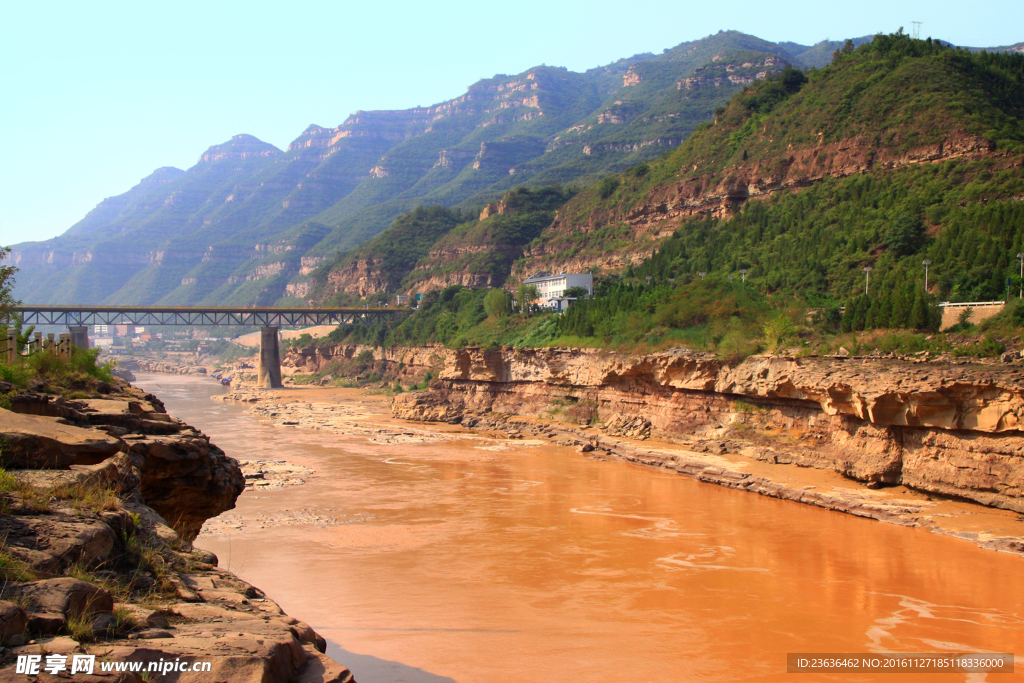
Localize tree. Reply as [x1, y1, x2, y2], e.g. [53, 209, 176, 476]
[885, 213, 925, 256]
[779, 65, 808, 93]
[851, 296, 868, 331]
[484, 288, 509, 318]
[889, 287, 911, 328]
[515, 284, 539, 314]
[563, 286, 589, 299]
[0, 246, 18, 324]
[841, 298, 856, 332]
[908, 290, 928, 329]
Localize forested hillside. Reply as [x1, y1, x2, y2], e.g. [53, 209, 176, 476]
[519, 33, 1024, 293]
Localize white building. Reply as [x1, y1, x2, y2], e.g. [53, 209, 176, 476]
[522, 272, 593, 309]
[93, 325, 109, 335]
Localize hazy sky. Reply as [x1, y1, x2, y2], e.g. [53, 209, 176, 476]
[2, 0, 1022, 247]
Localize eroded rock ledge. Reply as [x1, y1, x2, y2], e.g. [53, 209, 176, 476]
[0, 381, 352, 682]
[393, 347, 1024, 514]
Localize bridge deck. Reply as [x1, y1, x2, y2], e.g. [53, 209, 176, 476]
[8, 305, 405, 327]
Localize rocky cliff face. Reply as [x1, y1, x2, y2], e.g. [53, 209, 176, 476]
[4, 385, 243, 542]
[282, 341, 447, 386]
[0, 380, 351, 682]
[393, 347, 1024, 513]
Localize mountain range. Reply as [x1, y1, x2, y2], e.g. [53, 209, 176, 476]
[9, 30, 1022, 306]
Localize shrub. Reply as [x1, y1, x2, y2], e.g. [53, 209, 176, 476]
[597, 176, 620, 199]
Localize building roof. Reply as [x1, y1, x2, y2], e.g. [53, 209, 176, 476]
[523, 272, 591, 283]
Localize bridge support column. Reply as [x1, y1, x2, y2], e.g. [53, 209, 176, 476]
[68, 326, 89, 350]
[257, 327, 283, 389]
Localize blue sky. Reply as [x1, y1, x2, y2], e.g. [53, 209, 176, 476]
[2, 0, 1021, 247]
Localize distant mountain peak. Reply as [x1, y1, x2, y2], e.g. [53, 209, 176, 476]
[198, 134, 281, 164]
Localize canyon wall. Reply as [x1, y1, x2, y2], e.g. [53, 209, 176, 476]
[392, 347, 1024, 513]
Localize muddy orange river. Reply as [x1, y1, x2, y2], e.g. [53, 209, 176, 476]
[137, 374, 1024, 682]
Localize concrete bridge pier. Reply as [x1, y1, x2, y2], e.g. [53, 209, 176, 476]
[68, 326, 89, 350]
[257, 326, 283, 389]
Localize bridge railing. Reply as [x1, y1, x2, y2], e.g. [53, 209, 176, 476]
[1, 328, 73, 364]
[9, 305, 408, 328]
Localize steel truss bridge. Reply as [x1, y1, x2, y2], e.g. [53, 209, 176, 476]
[8, 305, 405, 328]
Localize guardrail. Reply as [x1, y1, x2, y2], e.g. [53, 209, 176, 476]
[938, 301, 1005, 308]
[1, 328, 73, 363]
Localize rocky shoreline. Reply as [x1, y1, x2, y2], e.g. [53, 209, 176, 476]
[0, 379, 353, 682]
[196, 358, 1024, 558]
[388, 346, 1024, 556]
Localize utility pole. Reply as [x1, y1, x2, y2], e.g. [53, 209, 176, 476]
[922, 259, 931, 291]
[863, 266, 873, 295]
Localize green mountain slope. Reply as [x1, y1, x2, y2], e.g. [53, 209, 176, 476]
[329, 36, 1024, 357]
[520, 34, 1024, 290]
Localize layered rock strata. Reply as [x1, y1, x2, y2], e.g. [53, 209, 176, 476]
[3, 389, 242, 542]
[393, 347, 1024, 514]
[0, 381, 351, 682]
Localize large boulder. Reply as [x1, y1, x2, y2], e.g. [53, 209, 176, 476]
[0, 601, 27, 644]
[127, 436, 245, 541]
[21, 578, 113, 634]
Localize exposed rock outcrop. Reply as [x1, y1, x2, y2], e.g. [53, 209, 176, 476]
[4, 390, 243, 542]
[393, 347, 1024, 513]
[134, 359, 209, 376]
[0, 379, 349, 682]
[517, 133, 1011, 278]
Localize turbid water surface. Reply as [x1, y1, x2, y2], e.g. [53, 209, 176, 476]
[136, 374, 1024, 683]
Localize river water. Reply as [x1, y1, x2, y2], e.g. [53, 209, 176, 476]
[135, 374, 1024, 683]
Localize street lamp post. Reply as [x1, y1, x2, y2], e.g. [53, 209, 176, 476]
[863, 266, 873, 295]
[698, 271, 707, 280]
[922, 260, 931, 291]
[739, 268, 748, 282]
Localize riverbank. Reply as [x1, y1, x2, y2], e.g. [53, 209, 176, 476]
[150, 372, 1024, 683]
[0, 378, 353, 682]
[213, 380, 1024, 557]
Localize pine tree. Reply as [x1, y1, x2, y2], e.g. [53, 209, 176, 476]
[890, 286, 912, 328]
[877, 292, 895, 329]
[852, 296, 868, 331]
[909, 288, 928, 329]
[866, 297, 882, 329]
[841, 299, 855, 332]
